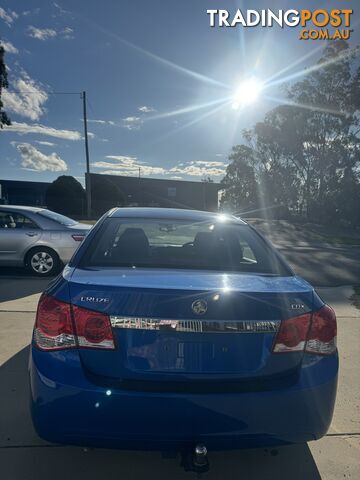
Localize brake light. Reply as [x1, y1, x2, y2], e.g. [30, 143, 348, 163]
[272, 313, 311, 353]
[34, 295, 115, 351]
[34, 295, 76, 350]
[272, 305, 337, 355]
[72, 305, 115, 349]
[305, 305, 337, 355]
[72, 234, 85, 242]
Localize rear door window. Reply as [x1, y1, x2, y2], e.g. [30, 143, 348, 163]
[0, 211, 39, 229]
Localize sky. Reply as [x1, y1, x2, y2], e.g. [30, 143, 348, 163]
[0, 0, 359, 185]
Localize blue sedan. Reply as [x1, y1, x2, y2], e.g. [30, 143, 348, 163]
[29, 208, 338, 460]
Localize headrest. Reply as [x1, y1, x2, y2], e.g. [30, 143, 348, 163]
[193, 232, 217, 250]
[114, 227, 149, 260]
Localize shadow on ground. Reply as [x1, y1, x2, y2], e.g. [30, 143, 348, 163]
[0, 346, 321, 479]
[279, 246, 360, 286]
[0, 267, 53, 304]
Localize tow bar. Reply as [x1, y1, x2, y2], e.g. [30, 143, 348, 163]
[180, 444, 210, 474]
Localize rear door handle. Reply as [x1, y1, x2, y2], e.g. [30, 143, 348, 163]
[26, 232, 38, 237]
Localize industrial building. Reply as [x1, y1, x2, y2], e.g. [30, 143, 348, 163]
[0, 175, 222, 216]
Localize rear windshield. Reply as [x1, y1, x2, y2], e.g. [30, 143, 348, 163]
[37, 210, 78, 226]
[80, 218, 290, 275]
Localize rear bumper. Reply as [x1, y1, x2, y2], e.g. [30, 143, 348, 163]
[29, 347, 338, 450]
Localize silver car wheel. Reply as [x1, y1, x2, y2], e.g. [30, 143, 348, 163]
[30, 251, 54, 274]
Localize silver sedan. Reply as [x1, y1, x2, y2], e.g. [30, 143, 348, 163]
[0, 205, 91, 276]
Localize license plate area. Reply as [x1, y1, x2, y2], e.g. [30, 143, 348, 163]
[122, 331, 273, 374]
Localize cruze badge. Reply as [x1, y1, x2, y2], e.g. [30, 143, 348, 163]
[192, 299, 207, 315]
[80, 296, 110, 303]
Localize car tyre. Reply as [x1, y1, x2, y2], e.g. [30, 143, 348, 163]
[25, 247, 60, 277]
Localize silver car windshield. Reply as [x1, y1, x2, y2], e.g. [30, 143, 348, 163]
[37, 210, 78, 226]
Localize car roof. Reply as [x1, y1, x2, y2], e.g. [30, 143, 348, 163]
[0, 205, 44, 212]
[109, 207, 247, 224]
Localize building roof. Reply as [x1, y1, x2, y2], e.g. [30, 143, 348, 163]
[90, 172, 222, 189]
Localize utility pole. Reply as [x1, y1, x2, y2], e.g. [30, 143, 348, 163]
[82, 91, 91, 219]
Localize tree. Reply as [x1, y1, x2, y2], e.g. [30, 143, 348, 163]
[223, 40, 360, 226]
[0, 43, 11, 128]
[282, 40, 360, 221]
[220, 145, 259, 213]
[46, 176, 86, 216]
[91, 177, 125, 215]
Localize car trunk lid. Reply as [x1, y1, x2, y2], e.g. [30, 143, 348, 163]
[68, 268, 314, 382]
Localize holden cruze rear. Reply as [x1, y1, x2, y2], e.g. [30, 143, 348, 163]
[29, 208, 338, 451]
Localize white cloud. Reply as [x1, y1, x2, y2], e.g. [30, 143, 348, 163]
[2, 71, 48, 120]
[3, 121, 82, 140]
[1, 40, 18, 54]
[105, 155, 139, 165]
[61, 26, 74, 39]
[169, 161, 226, 178]
[22, 7, 40, 16]
[191, 160, 228, 168]
[81, 118, 116, 126]
[35, 140, 56, 146]
[91, 156, 225, 180]
[138, 105, 156, 113]
[0, 7, 18, 26]
[27, 25, 74, 40]
[122, 116, 143, 130]
[92, 155, 166, 176]
[87, 119, 107, 124]
[27, 26, 57, 40]
[15, 143, 68, 172]
[53, 2, 72, 16]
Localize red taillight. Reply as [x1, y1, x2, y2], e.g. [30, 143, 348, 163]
[72, 305, 115, 349]
[34, 295, 115, 351]
[34, 295, 76, 350]
[305, 305, 337, 355]
[273, 305, 337, 356]
[272, 313, 311, 353]
[72, 234, 85, 242]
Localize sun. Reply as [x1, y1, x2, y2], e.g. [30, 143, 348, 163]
[232, 77, 264, 109]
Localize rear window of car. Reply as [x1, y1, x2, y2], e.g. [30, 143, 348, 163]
[37, 210, 78, 226]
[80, 218, 291, 275]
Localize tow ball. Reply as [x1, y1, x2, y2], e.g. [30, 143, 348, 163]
[180, 444, 210, 474]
